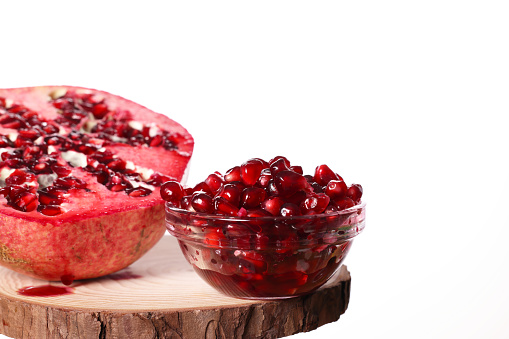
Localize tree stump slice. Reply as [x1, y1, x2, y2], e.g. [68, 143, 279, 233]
[0, 235, 351, 339]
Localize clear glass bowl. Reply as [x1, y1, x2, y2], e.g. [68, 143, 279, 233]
[165, 202, 365, 300]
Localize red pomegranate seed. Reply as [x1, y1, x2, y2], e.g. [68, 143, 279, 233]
[53, 176, 87, 189]
[51, 163, 72, 177]
[240, 159, 264, 186]
[91, 103, 108, 119]
[273, 170, 311, 197]
[335, 197, 355, 210]
[285, 190, 307, 206]
[180, 195, 193, 210]
[205, 173, 224, 194]
[224, 166, 241, 182]
[15, 136, 33, 148]
[261, 196, 284, 216]
[0, 135, 11, 147]
[325, 179, 348, 200]
[240, 187, 266, 209]
[290, 165, 303, 175]
[38, 190, 65, 205]
[18, 129, 40, 140]
[347, 184, 363, 202]
[5, 169, 35, 186]
[269, 157, 291, 176]
[280, 203, 301, 217]
[160, 181, 185, 206]
[192, 181, 212, 195]
[269, 156, 290, 167]
[257, 168, 272, 188]
[37, 204, 64, 216]
[11, 191, 38, 212]
[214, 196, 240, 216]
[107, 159, 127, 171]
[127, 187, 152, 197]
[314, 164, 340, 186]
[215, 183, 241, 207]
[191, 192, 214, 213]
[149, 135, 163, 147]
[146, 173, 172, 186]
[300, 193, 330, 215]
[267, 180, 280, 196]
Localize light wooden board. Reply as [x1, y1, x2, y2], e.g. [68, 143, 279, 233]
[0, 235, 351, 338]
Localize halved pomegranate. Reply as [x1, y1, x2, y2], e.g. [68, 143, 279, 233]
[0, 86, 193, 283]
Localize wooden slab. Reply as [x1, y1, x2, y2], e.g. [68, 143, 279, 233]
[0, 235, 351, 339]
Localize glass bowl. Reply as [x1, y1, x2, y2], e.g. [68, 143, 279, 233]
[165, 202, 365, 300]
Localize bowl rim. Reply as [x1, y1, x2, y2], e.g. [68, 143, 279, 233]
[165, 201, 366, 222]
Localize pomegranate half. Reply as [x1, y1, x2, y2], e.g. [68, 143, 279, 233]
[0, 86, 193, 283]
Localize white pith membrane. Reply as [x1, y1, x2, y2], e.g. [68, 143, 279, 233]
[0, 88, 184, 216]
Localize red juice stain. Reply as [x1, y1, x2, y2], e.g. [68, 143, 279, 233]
[17, 285, 74, 297]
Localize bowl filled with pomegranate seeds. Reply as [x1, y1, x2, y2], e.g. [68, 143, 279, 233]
[162, 156, 365, 299]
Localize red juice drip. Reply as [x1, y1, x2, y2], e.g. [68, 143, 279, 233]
[60, 274, 75, 286]
[17, 285, 74, 297]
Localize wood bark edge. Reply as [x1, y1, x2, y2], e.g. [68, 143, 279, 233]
[0, 269, 350, 339]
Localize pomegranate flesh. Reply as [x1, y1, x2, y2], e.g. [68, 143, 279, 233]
[0, 86, 194, 282]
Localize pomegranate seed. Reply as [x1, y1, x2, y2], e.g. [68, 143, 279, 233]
[300, 193, 330, 215]
[192, 181, 212, 195]
[347, 184, 363, 203]
[335, 197, 355, 210]
[181, 195, 193, 210]
[37, 204, 64, 216]
[5, 169, 35, 186]
[290, 165, 303, 175]
[240, 187, 266, 209]
[51, 163, 72, 177]
[146, 173, 171, 186]
[160, 181, 185, 206]
[127, 187, 152, 197]
[273, 170, 311, 197]
[224, 166, 241, 182]
[18, 129, 40, 140]
[314, 164, 339, 186]
[0, 135, 12, 147]
[240, 159, 264, 186]
[248, 209, 272, 218]
[10, 191, 38, 212]
[38, 190, 65, 205]
[205, 173, 224, 194]
[257, 168, 272, 188]
[325, 180, 348, 200]
[267, 180, 280, 196]
[53, 176, 87, 189]
[15, 136, 33, 148]
[269, 156, 290, 167]
[261, 196, 284, 216]
[280, 203, 301, 217]
[214, 196, 240, 216]
[106, 159, 127, 171]
[149, 135, 163, 147]
[269, 157, 291, 175]
[215, 183, 241, 207]
[91, 103, 109, 119]
[191, 192, 214, 213]
[285, 190, 307, 206]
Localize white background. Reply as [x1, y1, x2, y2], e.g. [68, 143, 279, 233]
[1, 1, 508, 338]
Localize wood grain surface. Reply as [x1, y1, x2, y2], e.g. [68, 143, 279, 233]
[0, 235, 351, 339]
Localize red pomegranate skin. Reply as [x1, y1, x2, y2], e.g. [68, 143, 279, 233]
[0, 86, 193, 281]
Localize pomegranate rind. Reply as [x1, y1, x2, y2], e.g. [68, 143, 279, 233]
[0, 86, 194, 281]
[0, 204, 165, 281]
